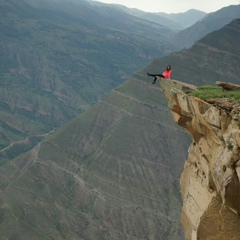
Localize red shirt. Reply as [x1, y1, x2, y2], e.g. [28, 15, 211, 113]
[163, 70, 172, 79]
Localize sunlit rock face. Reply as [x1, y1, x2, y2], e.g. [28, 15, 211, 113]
[159, 78, 240, 240]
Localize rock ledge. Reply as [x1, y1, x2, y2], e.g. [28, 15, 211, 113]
[159, 78, 240, 240]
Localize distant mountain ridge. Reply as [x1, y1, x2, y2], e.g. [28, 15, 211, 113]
[170, 4, 240, 48]
[0, 18, 239, 240]
[92, 2, 206, 30]
[157, 9, 207, 29]
[24, 0, 174, 39]
[91, 2, 240, 51]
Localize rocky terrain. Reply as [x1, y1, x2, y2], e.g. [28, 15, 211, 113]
[159, 78, 240, 240]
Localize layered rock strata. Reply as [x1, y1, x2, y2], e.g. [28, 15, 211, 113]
[159, 78, 240, 240]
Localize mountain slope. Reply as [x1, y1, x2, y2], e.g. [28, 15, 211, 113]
[0, 77, 190, 240]
[0, 0, 177, 162]
[0, 19, 239, 240]
[24, 0, 175, 39]
[148, 18, 240, 87]
[170, 5, 240, 49]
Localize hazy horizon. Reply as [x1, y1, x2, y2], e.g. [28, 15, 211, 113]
[93, 0, 239, 13]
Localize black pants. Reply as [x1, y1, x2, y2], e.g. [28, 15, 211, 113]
[148, 73, 165, 83]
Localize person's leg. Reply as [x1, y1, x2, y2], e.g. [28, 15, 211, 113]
[147, 73, 161, 77]
[152, 77, 157, 84]
[147, 73, 155, 77]
[152, 74, 165, 84]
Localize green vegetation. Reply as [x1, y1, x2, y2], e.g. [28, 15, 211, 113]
[237, 120, 240, 127]
[227, 141, 234, 150]
[189, 85, 240, 103]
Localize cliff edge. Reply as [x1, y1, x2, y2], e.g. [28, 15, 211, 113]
[159, 78, 240, 240]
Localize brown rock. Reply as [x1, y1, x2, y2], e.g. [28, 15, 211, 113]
[216, 81, 240, 91]
[160, 78, 240, 240]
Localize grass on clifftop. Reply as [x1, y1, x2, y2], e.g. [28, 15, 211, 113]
[189, 85, 240, 103]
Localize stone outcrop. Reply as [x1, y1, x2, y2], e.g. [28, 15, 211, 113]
[216, 81, 240, 91]
[159, 78, 240, 240]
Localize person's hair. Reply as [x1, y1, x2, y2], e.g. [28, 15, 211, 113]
[166, 65, 171, 71]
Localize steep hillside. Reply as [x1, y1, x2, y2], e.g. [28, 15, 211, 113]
[150, 19, 240, 86]
[170, 5, 240, 49]
[0, 0, 176, 162]
[0, 19, 239, 240]
[0, 75, 190, 240]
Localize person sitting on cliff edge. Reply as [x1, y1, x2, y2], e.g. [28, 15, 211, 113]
[147, 65, 172, 84]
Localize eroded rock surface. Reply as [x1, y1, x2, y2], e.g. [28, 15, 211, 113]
[159, 78, 240, 240]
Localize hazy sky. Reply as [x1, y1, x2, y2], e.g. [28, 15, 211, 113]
[94, 0, 239, 13]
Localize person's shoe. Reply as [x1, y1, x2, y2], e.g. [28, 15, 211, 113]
[152, 80, 156, 84]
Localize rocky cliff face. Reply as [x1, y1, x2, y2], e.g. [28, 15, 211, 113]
[159, 78, 240, 240]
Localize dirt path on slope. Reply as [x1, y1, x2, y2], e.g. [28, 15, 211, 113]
[0, 129, 55, 153]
